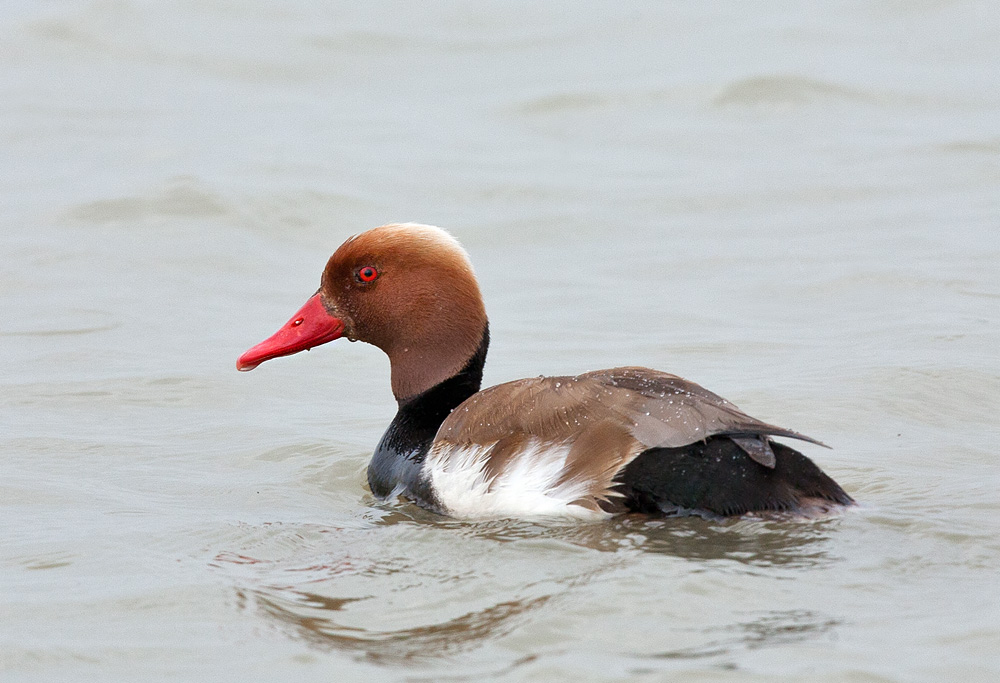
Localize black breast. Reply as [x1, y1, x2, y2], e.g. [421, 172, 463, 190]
[367, 326, 489, 508]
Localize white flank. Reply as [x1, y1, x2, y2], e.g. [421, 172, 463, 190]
[424, 439, 610, 520]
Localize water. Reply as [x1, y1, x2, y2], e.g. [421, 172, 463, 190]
[3, 1, 999, 681]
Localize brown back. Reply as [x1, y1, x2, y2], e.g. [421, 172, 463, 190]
[434, 366, 825, 507]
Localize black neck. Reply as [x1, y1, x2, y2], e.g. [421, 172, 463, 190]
[390, 324, 489, 455]
[367, 325, 489, 500]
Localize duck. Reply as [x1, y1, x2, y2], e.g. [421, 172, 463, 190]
[237, 223, 853, 520]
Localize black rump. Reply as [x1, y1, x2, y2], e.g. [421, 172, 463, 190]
[611, 436, 853, 518]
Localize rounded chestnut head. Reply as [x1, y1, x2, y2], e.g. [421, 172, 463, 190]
[238, 223, 488, 401]
[321, 223, 485, 349]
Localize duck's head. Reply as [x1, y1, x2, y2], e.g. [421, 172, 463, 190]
[237, 223, 488, 401]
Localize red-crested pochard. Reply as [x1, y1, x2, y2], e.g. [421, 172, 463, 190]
[238, 223, 852, 519]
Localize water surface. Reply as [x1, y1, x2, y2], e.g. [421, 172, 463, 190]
[3, 2, 999, 681]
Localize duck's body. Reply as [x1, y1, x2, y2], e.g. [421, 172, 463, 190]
[238, 223, 852, 519]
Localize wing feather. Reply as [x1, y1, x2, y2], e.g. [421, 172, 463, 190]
[431, 366, 825, 509]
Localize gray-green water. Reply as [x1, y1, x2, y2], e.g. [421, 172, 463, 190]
[3, 2, 999, 681]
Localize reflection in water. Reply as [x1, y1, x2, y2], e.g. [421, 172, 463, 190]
[243, 586, 550, 664]
[372, 504, 844, 569]
[609, 516, 844, 569]
[643, 609, 840, 661]
[209, 518, 568, 663]
[212, 511, 846, 668]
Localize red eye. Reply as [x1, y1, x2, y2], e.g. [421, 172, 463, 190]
[357, 266, 378, 283]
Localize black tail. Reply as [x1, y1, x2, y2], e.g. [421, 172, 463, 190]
[612, 436, 853, 518]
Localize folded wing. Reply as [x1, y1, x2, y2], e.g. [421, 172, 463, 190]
[429, 366, 826, 512]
